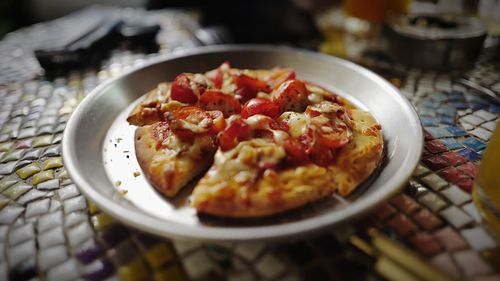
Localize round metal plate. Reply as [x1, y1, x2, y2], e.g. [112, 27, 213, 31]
[63, 45, 422, 242]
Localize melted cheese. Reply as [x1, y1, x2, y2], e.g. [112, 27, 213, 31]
[278, 112, 308, 138]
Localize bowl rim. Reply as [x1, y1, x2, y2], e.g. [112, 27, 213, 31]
[62, 44, 423, 242]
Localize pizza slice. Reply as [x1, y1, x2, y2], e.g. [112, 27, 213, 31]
[134, 107, 225, 197]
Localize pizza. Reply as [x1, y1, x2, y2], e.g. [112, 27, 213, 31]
[127, 62, 383, 218]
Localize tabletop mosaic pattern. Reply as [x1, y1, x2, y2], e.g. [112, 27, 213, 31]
[0, 8, 500, 281]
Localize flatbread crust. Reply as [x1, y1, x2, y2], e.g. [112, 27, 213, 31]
[191, 109, 383, 217]
[134, 122, 217, 197]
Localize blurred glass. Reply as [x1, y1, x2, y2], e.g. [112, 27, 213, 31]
[473, 121, 500, 233]
[343, 0, 410, 22]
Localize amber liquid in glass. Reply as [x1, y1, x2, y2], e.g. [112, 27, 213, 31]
[473, 121, 500, 233]
[343, 0, 410, 22]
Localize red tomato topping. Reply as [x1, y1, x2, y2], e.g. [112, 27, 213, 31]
[267, 68, 296, 90]
[205, 61, 230, 89]
[272, 79, 309, 113]
[170, 73, 207, 104]
[167, 106, 226, 138]
[233, 73, 271, 103]
[241, 98, 280, 119]
[198, 90, 242, 117]
[282, 138, 310, 166]
[218, 120, 251, 151]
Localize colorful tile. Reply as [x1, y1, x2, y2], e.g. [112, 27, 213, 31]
[438, 166, 470, 184]
[84, 258, 115, 281]
[457, 178, 474, 193]
[425, 140, 448, 153]
[409, 232, 443, 256]
[413, 164, 430, 177]
[426, 127, 453, 138]
[420, 173, 448, 190]
[389, 193, 420, 214]
[462, 202, 482, 222]
[145, 243, 174, 269]
[456, 162, 479, 178]
[32, 135, 53, 148]
[42, 157, 63, 170]
[481, 121, 497, 132]
[421, 117, 439, 127]
[463, 137, 487, 151]
[458, 148, 482, 161]
[441, 151, 468, 166]
[46, 259, 80, 281]
[453, 250, 492, 277]
[99, 224, 129, 247]
[430, 253, 461, 278]
[182, 250, 213, 280]
[91, 213, 115, 231]
[31, 170, 54, 185]
[418, 192, 448, 212]
[15, 163, 41, 179]
[153, 265, 186, 281]
[3, 182, 32, 200]
[67, 221, 93, 247]
[434, 227, 468, 251]
[63, 195, 87, 214]
[75, 238, 103, 264]
[37, 178, 60, 190]
[440, 138, 463, 150]
[0, 161, 19, 175]
[375, 203, 396, 220]
[446, 125, 468, 137]
[25, 198, 50, 218]
[422, 155, 450, 171]
[412, 208, 442, 231]
[386, 214, 418, 237]
[438, 115, 456, 125]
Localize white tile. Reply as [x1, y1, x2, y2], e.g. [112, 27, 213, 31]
[38, 226, 65, 248]
[440, 185, 471, 205]
[440, 206, 473, 228]
[461, 227, 497, 251]
[183, 250, 213, 279]
[67, 221, 93, 247]
[46, 259, 79, 281]
[38, 245, 68, 270]
[234, 242, 266, 261]
[255, 253, 286, 279]
[25, 198, 50, 218]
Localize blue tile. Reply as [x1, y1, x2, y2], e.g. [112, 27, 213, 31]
[422, 99, 440, 109]
[463, 137, 487, 151]
[458, 148, 482, 161]
[490, 104, 500, 114]
[446, 125, 468, 137]
[430, 91, 448, 100]
[440, 138, 463, 150]
[470, 101, 489, 110]
[421, 117, 439, 127]
[438, 115, 456, 125]
[426, 127, 453, 138]
[450, 101, 468, 110]
[419, 108, 436, 117]
[449, 91, 465, 102]
[437, 106, 457, 117]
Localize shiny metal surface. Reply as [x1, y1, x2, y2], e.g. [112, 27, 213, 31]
[63, 45, 423, 242]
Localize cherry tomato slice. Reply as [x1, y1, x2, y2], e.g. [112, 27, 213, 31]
[267, 68, 296, 90]
[272, 79, 309, 113]
[198, 90, 242, 117]
[218, 120, 251, 151]
[170, 73, 206, 104]
[282, 137, 310, 166]
[205, 61, 230, 89]
[233, 74, 271, 103]
[241, 98, 280, 119]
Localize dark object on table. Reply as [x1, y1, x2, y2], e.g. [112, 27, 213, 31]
[35, 19, 160, 74]
[384, 13, 487, 69]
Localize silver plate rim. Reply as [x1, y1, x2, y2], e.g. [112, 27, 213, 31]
[63, 44, 423, 242]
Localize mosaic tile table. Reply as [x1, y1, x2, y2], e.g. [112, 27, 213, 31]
[0, 8, 499, 281]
